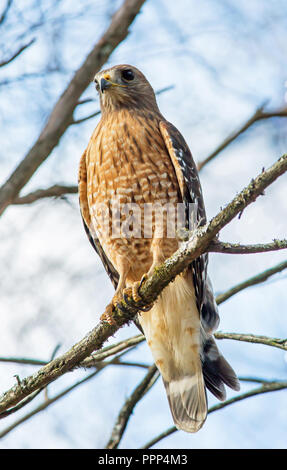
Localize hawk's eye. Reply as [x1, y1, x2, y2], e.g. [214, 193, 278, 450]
[121, 69, 134, 81]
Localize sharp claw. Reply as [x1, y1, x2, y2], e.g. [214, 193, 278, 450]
[122, 277, 154, 312]
[102, 275, 154, 322]
[139, 273, 148, 289]
[100, 310, 116, 325]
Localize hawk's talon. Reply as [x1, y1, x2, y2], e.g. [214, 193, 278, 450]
[100, 305, 117, 325]
[139, 273, 149, 289]
[122, 275, 154, 312]
[138, 302, 154, 312]
[101, 293, 123, 324]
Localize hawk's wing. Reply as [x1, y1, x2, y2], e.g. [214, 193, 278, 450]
[78, 149, 119, 290]
[159, 120, 219, 332]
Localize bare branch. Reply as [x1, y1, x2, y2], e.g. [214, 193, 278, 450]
[79, 334, 145, 367]
[0, 369, 100, 438]
[0, 38, 36, 68]
[216, 259, 287, 305]
[215, 332, 287, 351]
[142, 380, 287, 448]
[0, 335, 145, 371]
[71, 85, 174, 125]
[71, 111, 101, 126]
[106, 365, 159, 449]
[209, 239, 287, 255]
[0, 348, 143, 437]
[197, 103, 287, 171]
[12, 184, 78, 205]
[0, 0, 13, 26]
[0, 388, 44, 421]
[0, 357, 46, 366]
[238, 376, 279, 384]
[0, 0, 147, 216]
[0, 153, 286, 415]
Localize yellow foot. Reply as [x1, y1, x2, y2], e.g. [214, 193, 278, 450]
[100, 292, 123, 324]
[100, 302, 116, 325]
[123, 275, 153, 312]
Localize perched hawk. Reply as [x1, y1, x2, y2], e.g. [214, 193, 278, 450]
[79, 64, 239, 433]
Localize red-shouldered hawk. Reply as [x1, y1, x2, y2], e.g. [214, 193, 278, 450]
[78, 64, 240, 433]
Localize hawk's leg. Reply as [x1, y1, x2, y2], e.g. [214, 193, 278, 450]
[122, 274, 153, 312]
[100, 258, 130, 324]
[147, 237, 166, 276]
[121, 238, 165, 312]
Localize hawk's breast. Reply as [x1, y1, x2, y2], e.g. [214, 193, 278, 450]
[86, 110, 181, 281]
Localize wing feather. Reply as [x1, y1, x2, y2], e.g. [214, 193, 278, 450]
[78, 149, 119, 289]
[159, 120, 218, 329]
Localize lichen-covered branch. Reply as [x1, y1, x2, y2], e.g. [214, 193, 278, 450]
[0, 351, 140, 438]
[0, 153, 286, 416]
[209, 239, 287, 254]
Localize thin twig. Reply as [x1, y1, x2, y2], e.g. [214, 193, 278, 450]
[0, 350, 138, 437]
[216, 259, 287, 304]
[215, 332, 287, 351]
[12, 184, 78, 205]
[142, 380, 287, 448]
[197, 103, 287, 171]
[0, 335, 146, 369]
[0, 38, 36, 68]
[209, 239, 287, 255]
[0, 371, 99, 438]
[106, 365, 159, 449]
[0, 0, 13, 26]
[79, 334, 145, 367]
[71, 85, 175, 125]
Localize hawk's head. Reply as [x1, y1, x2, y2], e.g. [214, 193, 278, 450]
[93, 64, 160, 114]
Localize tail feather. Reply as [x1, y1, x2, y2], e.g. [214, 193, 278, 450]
[138, 273, 208, 433]
[163, 372, 207, 433]
[137, 273, 240, 433]
[202, 336, 240, 401]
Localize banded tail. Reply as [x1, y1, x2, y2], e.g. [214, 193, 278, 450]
[138, 273, 240, 433]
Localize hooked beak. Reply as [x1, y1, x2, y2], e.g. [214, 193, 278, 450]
[100, 78, 112, 93]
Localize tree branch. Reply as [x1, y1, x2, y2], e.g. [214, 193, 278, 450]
[71, 85, 175, 125]
[214, 332, 287, 351]
[106, 365, 159, 449]
[0, 0, 13, 26]
[0, 0, 147, 216]
[12, 184, 78, 205]
[209, 239, 287, 255]
[0, 350, 141, 438]
[0, 38, 36, 68]
[216, 259, 287, 304]
[0, 153, 286, 415]
[79, 334, 145, 368]
[197, 103, 287, 171]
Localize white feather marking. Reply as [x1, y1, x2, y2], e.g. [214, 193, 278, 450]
[138, 273, 200, 382]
